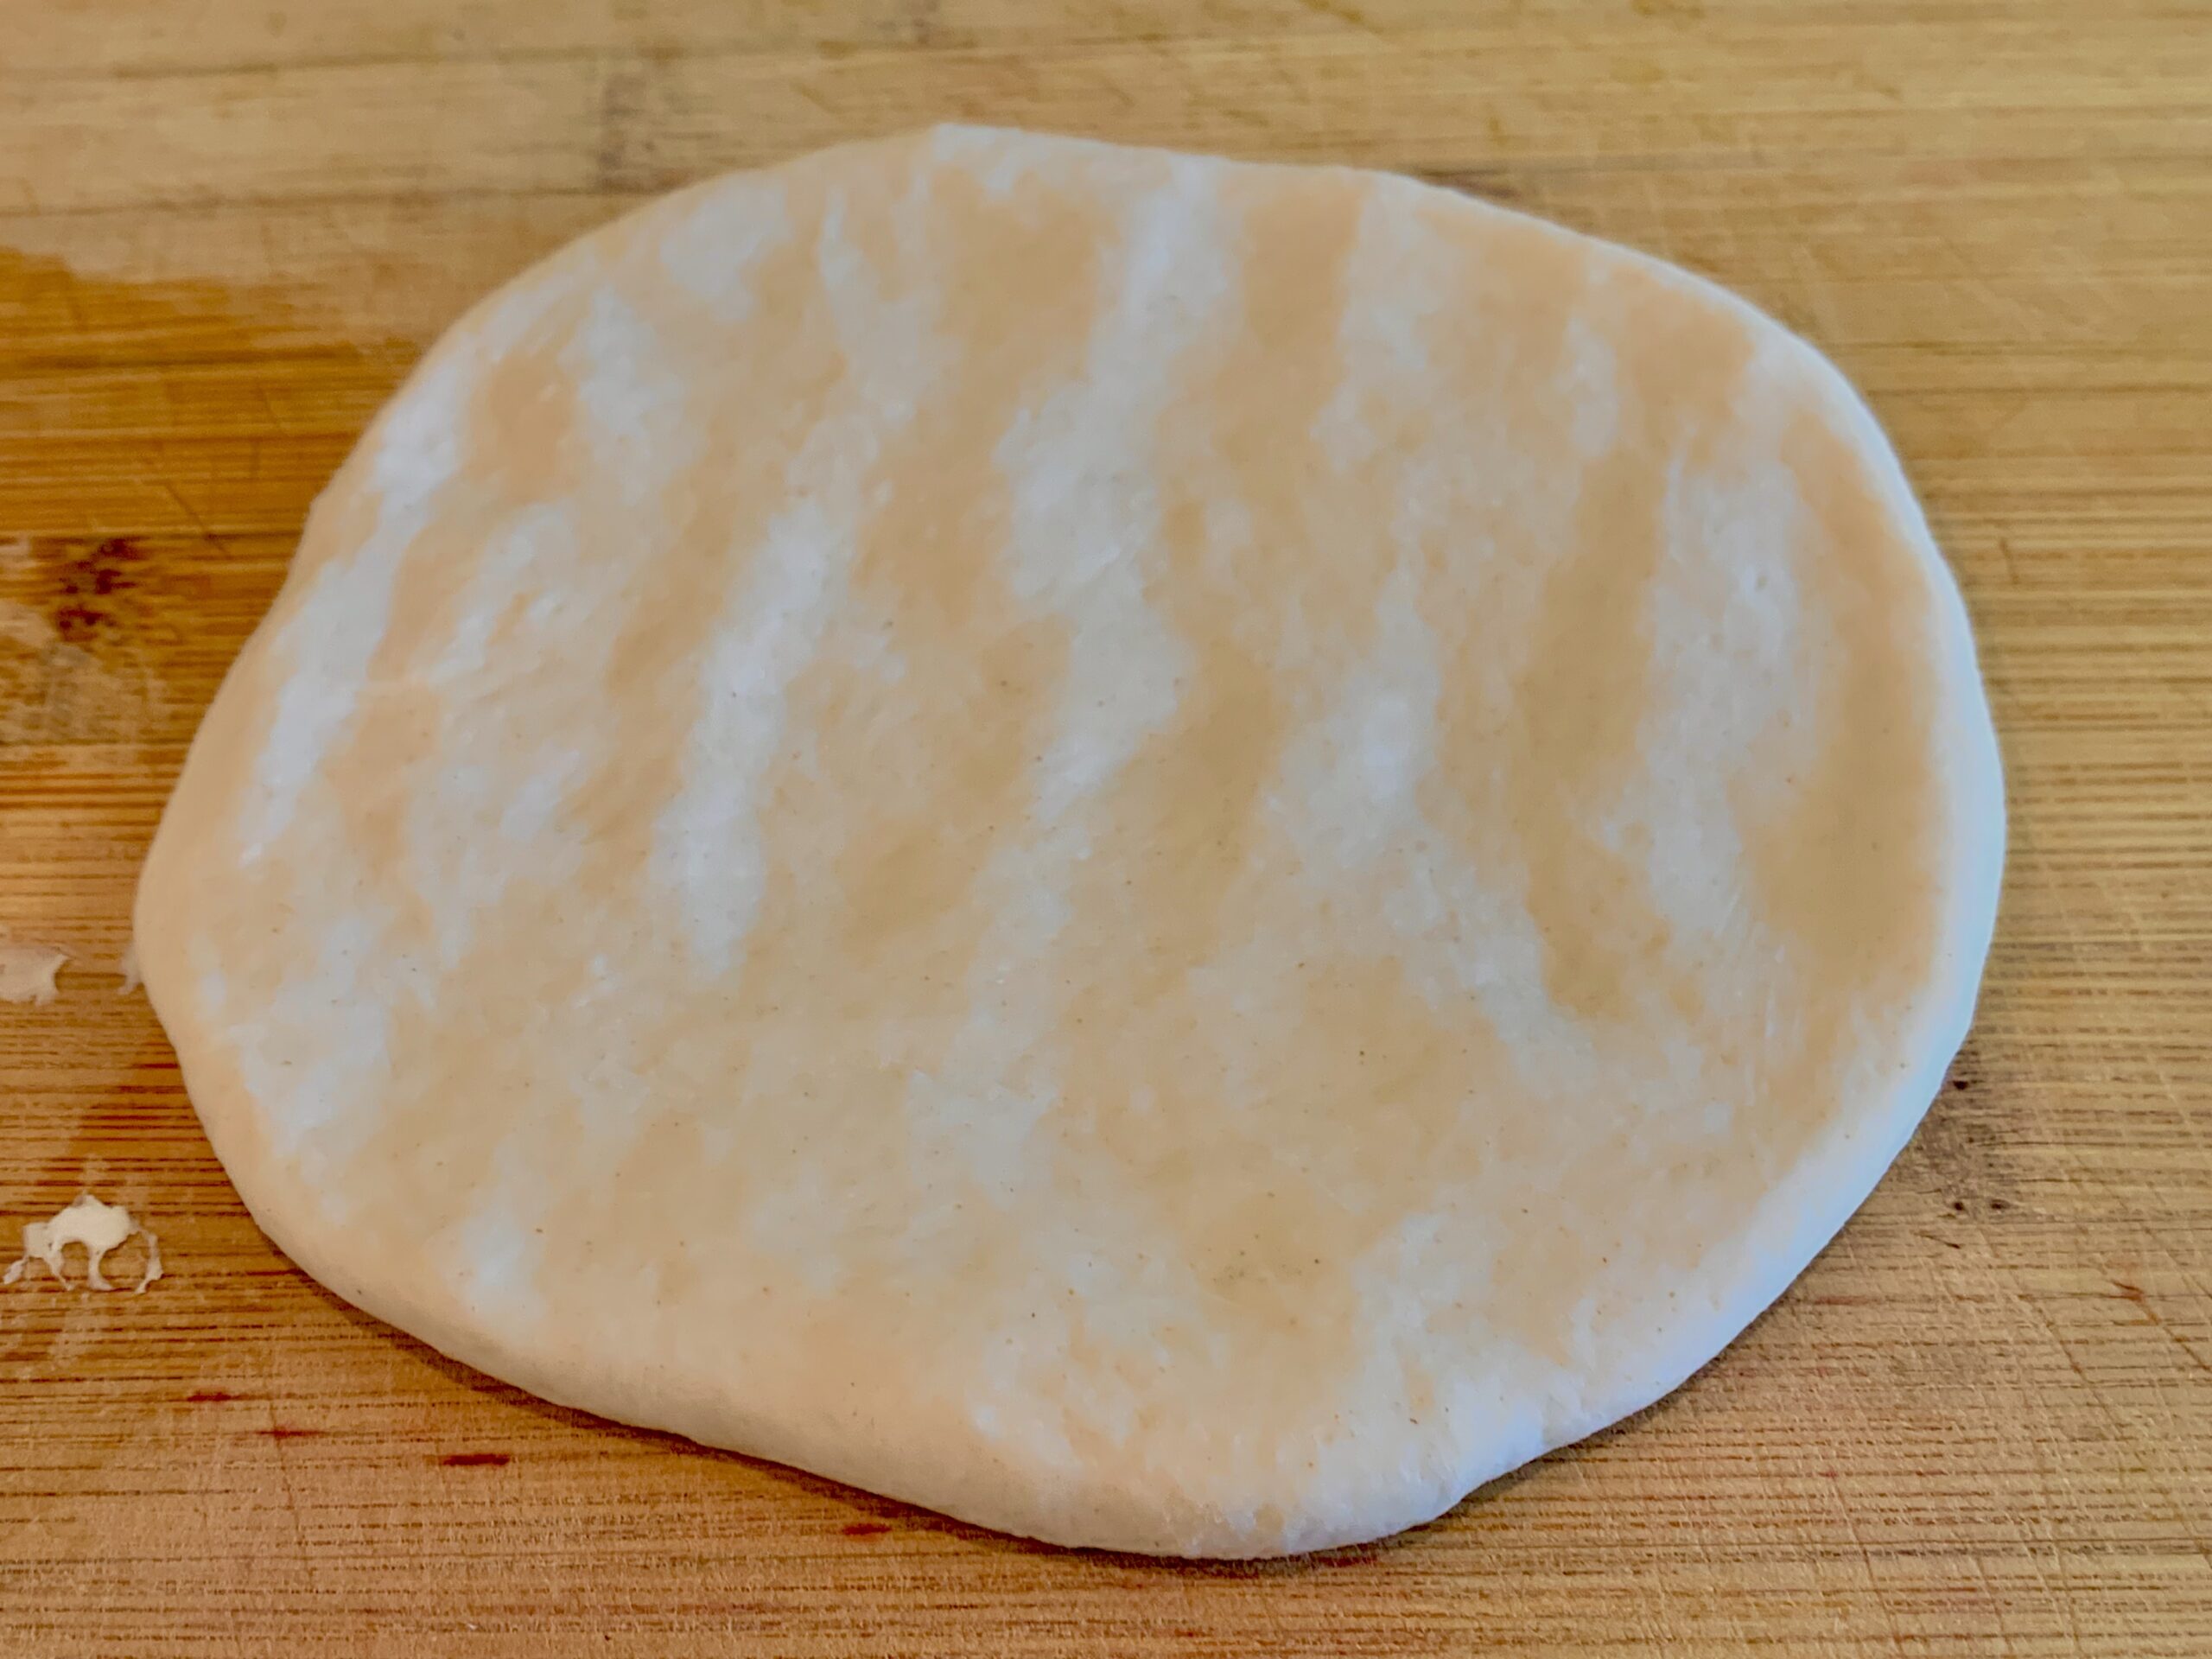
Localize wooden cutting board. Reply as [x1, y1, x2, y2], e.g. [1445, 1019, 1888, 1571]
[3, 3, 2208, 1653]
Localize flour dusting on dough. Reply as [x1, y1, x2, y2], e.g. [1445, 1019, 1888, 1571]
[131, 127, 2004, 1558]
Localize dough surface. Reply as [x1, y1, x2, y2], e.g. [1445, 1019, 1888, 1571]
[137, 126, 2003, 1557]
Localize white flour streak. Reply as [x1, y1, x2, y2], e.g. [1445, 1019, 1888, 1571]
[1303, 190, 1591, 1071]
[999, 162, 1219, 824]
[569, 288, 702, 502]
[652, 187, 946, 976]
[659, 176, 793, 321]
[232, 909, 396, 1201]
[239, 352, 469, 863]
[406, 505, 594, 969]
[894, 163, 1233, 1211]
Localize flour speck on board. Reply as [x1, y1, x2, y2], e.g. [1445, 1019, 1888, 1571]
[3, 1194, 162, 1292]
[0, 931, 68, 1005]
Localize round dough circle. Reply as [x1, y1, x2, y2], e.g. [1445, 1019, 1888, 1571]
[138, 127, 2003, 1557]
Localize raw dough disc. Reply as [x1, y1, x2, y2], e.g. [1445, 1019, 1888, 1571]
[137, 126, 2003, 1557]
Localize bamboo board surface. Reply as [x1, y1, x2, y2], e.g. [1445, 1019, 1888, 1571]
[2, 3, 2209, 1654]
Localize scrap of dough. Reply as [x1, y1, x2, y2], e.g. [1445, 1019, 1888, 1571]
[4, 1194, 162, 1293]
[135, 127, 2004, 1556]
[118, 941, 141, 996]
[0, 931, 68, 1005]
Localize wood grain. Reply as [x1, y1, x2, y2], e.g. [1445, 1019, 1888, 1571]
[2, 2, 2208, 1653]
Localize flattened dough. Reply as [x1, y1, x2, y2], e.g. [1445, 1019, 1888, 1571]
[137, 127, 2003, 1556]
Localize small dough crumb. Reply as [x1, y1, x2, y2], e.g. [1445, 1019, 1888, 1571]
[118, 941, 141, 996]
[3, 1194, 162, 1293]
[0, 931, 68, 1005]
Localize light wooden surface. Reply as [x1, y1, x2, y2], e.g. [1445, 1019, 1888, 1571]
[2, 3, 2209, 1653]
